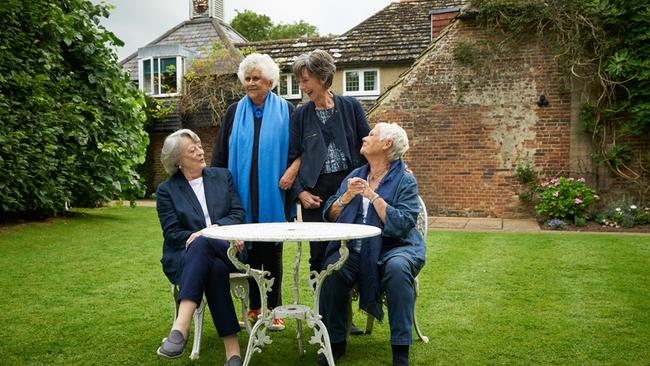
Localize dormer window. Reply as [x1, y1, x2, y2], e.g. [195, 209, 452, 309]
[140, 57, 183, 96]
[137, 45, 194, 97]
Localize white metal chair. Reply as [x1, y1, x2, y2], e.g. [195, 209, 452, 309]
[350, 195, 429, 343]
[169, 271, 252, 360]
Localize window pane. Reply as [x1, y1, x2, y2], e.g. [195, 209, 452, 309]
[290, 75, 300, 95]
[345, 71, 359, 92]
[160, 57, 177, 94]
[153, 58, 159, 94]
[364, 70, 377, 91]
[279, 74, 288, 95]
[143, 59, 152, 94]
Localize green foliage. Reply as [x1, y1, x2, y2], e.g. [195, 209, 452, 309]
[597, 199, 650, 228]
[0, 0, 148, 217]
[516, 163, 535, 184]
[535, 177, 598, 221]
[230, 10, 273, 41]
[269, 21, 318, 40]
[230, 9, 319, 41]
[473, 0, 650, 200]
[179, 42, 245, 125]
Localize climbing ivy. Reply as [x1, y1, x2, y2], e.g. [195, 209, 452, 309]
[472, 0, 650, 201]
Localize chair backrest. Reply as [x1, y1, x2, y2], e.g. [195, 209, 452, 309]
[416, 195, 428, 238]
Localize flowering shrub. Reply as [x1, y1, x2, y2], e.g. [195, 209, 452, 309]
[535, 177, 598, 221]
[545, 219, 567, 230]
[597, 204, 650, 228]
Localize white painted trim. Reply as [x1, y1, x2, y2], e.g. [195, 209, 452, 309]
[342, 68, 380, 97]
[278, 73, 302, 99]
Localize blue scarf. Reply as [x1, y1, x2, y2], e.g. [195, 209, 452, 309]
[326, 159, 405, 321]
[228, 93, 289, 223]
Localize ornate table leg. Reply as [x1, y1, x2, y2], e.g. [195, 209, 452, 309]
[307, 240, 350, 365]
[227, 242, 274, 366]
[310, 240, 350, 314]
[294, 240, 305, 356]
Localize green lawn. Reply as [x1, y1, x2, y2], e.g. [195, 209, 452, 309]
[1, 207, 649, 365]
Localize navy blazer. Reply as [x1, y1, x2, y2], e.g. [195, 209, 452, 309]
[156, 167, 245, 284]
[289, 95, 370, 201]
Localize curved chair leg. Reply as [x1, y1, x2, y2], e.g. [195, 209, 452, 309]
[412, 277, 429, 343]
[190, 299, 207, 360]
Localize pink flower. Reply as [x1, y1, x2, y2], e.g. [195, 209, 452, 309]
[550, 178, 559, 185]
[574, 198, 583, 205]
[541, 181, 549, 187]
[568, 177, 575, 181]
[578, 177, 586, 182]
[553, 191, 559, 197]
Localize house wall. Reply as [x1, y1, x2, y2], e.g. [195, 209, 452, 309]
[368, 20, 575, 217]
[148, 127, 220, 193]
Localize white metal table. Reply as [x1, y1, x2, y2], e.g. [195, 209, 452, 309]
[202, 222, 381, 366]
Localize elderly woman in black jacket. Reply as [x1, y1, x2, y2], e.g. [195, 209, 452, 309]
[289, 49, 371, 277]
[155, 129, 244, 366]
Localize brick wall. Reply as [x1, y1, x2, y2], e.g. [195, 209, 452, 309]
[369, 20, 573, 217]
[148, 126, 221, 192]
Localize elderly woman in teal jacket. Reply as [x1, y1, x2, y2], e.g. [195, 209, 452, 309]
[318, 123, 426, 366]
[156, 129, 245, 366]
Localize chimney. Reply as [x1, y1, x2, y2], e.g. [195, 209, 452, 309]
[190, 0, 224, 20]
[429, 7, 460, 39]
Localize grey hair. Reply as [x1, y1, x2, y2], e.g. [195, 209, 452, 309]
[161, 129, 201, 175]
[376, 122, 409, 161]
[237, 53, 280, 89]
[292, 49, 336, 89]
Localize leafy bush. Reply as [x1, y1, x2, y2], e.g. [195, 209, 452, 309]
[597, 202, 650, 228]
[535, 177, 598, 221]
[0, 0, 148, 218]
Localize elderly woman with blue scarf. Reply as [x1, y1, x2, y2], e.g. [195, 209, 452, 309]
[211, 53, 299, 331]
[318, 123, 426, 366]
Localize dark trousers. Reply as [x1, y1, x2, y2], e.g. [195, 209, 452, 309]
[247, 242, 283, 310]
[302, 171, 349, 273]
[178, 236, 239, 338]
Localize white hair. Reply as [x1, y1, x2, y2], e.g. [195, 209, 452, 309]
[160, 129, 201, 175]
[237, 53, 280, 89]
[376, 122, 409, 161]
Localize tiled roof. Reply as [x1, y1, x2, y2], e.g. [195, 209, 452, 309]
[120, 17, 246, 80]
[239, 0, 466, 68]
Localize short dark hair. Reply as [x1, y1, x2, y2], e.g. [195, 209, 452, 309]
[292, 49, 336, 89]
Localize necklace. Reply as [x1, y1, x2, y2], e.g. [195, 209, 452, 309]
[369, 168, 389, 182]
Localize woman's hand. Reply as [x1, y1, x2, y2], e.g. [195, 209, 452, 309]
[233, 240, 244, 253]
[347, 177, 367, 197]
[279, 158, 301, 190]
[299, 191, 322, 209]
[185, 230, 202, 250]
[279, 170, 297, 190]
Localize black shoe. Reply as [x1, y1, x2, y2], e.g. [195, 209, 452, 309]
[392, 344, 409, 366]
[317, 341, 346, 365]
[349, 323, 364, 336]
[156, 329, 187, 359]
[225, 355, 243, 366]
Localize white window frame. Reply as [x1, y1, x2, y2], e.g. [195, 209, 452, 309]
[277, 73, 302, 99]
[343, 68, 380, 97]
[138, 55, 184, 97]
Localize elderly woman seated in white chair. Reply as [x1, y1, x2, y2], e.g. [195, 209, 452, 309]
[318, 122, 426, 366]
[155, 129, 245, 366]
